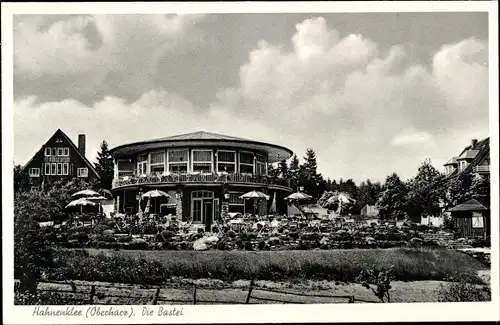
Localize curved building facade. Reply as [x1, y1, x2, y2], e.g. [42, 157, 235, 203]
[110, 131, 293, 230]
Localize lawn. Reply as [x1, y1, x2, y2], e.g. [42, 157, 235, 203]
[49, 248, 486, 285]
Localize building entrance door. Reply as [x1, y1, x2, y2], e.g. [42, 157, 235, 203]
[191, 190, 216, 230]
[203, 200, 213, 231]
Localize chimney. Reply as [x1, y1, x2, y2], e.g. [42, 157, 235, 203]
[78, 134, 86, 157]
[471, 139, 478, 149]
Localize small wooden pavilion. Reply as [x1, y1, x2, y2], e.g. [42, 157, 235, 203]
[448, 199, 489, 239]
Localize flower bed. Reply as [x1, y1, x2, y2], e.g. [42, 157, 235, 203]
[43, 216, 466, 252]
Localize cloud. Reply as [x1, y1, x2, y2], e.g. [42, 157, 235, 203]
[14, 14, 206, 104]
[210, 17, 489, 180]
[13, 16, 489, 182]
[391, 131, 437, 148]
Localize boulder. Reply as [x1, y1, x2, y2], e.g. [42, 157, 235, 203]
[193, 239, 209, 251]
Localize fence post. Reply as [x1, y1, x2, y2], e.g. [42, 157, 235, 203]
[348, 296, 355, 303]
[193, 285, 197, 305]
[152, 288, 161, 305]
[89, 285, 96, 304]
[246, 279, 254, 304]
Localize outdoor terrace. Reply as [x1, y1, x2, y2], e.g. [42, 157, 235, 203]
[112, 172, 292, 190]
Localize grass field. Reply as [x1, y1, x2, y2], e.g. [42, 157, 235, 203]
[50, 248, 487, 285]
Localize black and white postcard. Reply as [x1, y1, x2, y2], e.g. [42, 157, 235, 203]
[2, 1, 499, 324]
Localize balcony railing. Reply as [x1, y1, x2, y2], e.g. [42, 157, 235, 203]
[112, 172, 291, 189]
[473, 165, 489, 173]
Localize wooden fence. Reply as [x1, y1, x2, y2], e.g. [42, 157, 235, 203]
[17, 279, 378, 305]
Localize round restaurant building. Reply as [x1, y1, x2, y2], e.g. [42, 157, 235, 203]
[110, 131, 293, 230]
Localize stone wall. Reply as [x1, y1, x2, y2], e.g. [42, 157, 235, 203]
[175, 190, 183, 220]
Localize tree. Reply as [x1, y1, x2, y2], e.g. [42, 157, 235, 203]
[355, 179, 383, 213]
[95, 140, 114, 190]
[299, 149, 325, 199]
[406, 159, 446, 221]
[14, 164, 31, 193]
[278, 159, 289, 179]
[288, 154, 301, 191]
[267, 163, 280, 181]
[377, 173, 408, 221]
[445, 173, 473, 208]
[14, 186, 64, 291]
[469, 173, 490, 208]
[16, 178, 95, 223]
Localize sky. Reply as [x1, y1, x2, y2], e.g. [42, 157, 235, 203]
[13, 12, 490, 183]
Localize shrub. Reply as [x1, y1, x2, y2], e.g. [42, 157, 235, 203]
[15, 290, 70, 305]
[437, 281, 491, 302]
[357, 265, 395, 302]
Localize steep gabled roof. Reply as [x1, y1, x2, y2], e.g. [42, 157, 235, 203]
[445, 137, 489, 180]
[19, 129, 100, 179]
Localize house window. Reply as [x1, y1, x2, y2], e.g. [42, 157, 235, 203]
[63, 163, 69, 175]
[52, 148, 58, 156]
[51, 163, 57, 175]
[472, 212, 484, 228]
[256, 155, 267, 176]
[168, 149, 188, 173]
[63, 147, 69, 156]
[192, 150, 213, 173]
[150, 152, 165, 174]
[117, 160, 134, 177]
[57, 163, 63, 175]
[137, 156, 147, 176]
[229, 192, 244, 205]
[459, 161, 467, 170]
[239, 152, 254, 174]
[44, 147, 51, 156]
[28, 168, 40, 177]
[77, 168, 89, 178]
[58, 148, 64, 156]
[44, 163, 51, 175]
[217, 151, 236, 173]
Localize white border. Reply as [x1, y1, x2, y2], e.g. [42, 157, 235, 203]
[2, 2, 499, 324]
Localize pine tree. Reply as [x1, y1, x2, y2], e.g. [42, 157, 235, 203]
[288, 154, 301, 191]
[300, 149, 325, 199]
[377, 173, 408, 221]
[94, 140, 114, 190]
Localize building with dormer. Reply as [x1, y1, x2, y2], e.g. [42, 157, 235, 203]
[16, 129, 100, 188]
[444, 138, 490, 180]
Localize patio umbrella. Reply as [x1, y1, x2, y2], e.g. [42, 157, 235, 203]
[99, 189, 113, 199]
[86, 195, 107, 201]
[240, 191, 270, 215]
[142, 190, 170, 198]
[239, 190, 270, 200]
[285, 192, 312, 201]
[142, 190, 170, 214]
[65, 198, 98, 214]
[72, 189, 101, 198]
[86, 196, 107, 214]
